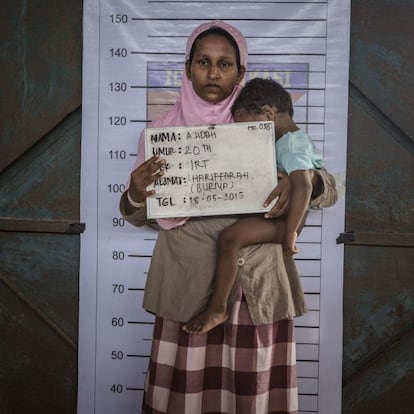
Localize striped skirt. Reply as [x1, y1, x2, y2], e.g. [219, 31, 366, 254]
[142, 289, 298, 414]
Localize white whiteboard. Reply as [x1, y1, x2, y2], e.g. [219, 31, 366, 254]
[145, 122, 277, 218]
[79, 1, 350, 413]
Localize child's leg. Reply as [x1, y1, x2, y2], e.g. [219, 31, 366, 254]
[182, 215, 286, 334]
[214, 214, 286, 301]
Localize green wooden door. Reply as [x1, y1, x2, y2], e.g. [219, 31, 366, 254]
[0, 1, 82, 413]
[342, 1, 414, 412]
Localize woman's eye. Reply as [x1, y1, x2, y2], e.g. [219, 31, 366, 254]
[198, 59, 209, 66]
[220, 61, 231, 69]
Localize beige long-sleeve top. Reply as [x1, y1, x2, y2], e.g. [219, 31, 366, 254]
[120, 192, 307, 324]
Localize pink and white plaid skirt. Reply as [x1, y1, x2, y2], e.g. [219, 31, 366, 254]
[142, 289, 298, 414]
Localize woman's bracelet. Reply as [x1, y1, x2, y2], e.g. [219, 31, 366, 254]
[127, 191, 145, 208]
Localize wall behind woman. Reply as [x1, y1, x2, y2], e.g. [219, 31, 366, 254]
[0, 0, 412, 413]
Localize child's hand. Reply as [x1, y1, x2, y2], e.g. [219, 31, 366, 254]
[283, 231, 299, 256]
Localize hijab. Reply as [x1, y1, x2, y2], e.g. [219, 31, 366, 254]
[134, 21, 248, 229]
[148, 20, 248, 129]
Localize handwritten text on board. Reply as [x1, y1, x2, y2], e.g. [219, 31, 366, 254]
[144, 122, 277, 218]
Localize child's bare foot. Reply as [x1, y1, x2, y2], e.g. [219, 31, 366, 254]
[182, 309, 229, 334]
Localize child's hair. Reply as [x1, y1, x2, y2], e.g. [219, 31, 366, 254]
[232, 78, 294, 117]
[188, 27, 242, 70]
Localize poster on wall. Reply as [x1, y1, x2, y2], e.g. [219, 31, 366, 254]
[79, 1, 350, 413]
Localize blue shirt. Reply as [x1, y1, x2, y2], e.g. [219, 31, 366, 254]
[276, 129, 324, 175]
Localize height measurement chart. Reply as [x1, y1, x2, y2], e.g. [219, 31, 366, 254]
[145, 122, 277, 218]
[80, 1, 350, 414]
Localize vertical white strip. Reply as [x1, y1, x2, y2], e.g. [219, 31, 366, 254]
[78, 0, 99, 412]
[318, 0, 350, 412]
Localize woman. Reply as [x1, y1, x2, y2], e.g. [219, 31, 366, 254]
[121, 20, 309, 414]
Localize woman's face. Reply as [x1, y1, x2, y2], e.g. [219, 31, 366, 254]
[186, 34, 245, 104]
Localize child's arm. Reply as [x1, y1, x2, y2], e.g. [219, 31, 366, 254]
[284, 169, 313, 255]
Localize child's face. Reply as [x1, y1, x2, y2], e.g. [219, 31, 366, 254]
[233, 108, 269, 123]
[186, 34, 244, 104]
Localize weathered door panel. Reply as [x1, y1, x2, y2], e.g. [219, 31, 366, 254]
[0, 109, 81, 220]
[0, 232, 80, 341]
[345, 94, 413, 233]
[0, 1, 82, 172]
[343, 1, 414, 412]
[350, 0, 414, 139]
[0, 278, 77, 414]
[0, 1, 82, 412]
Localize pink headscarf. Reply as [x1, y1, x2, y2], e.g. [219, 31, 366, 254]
[133, 21, 248, 229]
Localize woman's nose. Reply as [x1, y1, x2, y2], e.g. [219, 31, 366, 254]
[208, 65, 219, 79]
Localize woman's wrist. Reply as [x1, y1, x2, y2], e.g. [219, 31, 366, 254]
[127, 191, 145, 208]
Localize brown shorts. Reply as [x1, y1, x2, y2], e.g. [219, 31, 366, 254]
[309, 168, 338, 209]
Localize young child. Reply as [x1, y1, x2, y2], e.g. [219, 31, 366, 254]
[183, 77, 326, 334]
